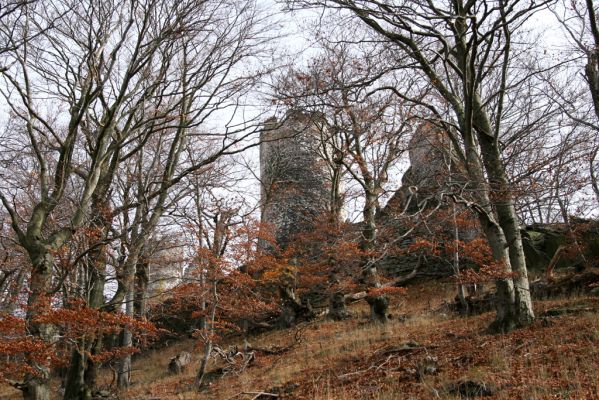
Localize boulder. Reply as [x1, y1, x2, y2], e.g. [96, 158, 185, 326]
[447, 380, 495, 397]
[168, 351, 192, 374]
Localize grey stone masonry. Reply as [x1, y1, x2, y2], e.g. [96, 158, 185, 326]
[260, 110, 331, 249]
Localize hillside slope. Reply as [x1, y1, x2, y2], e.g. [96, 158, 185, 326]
[1, 280, 597, 399]
[122, 281, 599, 400]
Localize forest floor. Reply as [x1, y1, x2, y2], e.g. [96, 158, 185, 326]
[123, 280, 599, 400]
[1, 279, 598, 399]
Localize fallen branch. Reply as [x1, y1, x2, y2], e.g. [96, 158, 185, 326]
[343, 291, 367, 303]
[246, 325, 305, 355]
[337, 365, 377, 382]
[246, 344, 290, 355]
[372, 342, 425, 358]
[250, 392, 279, 400]
[211, 345, 256, 376]
[227, 391, 279, 399]
[337, 354, 397, 382]
[542, 306, 599, 317]
[546, 245, 566, 280]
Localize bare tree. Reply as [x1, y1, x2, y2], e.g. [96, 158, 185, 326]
[0, 0, 165, 395]
[550, 0, 599, 208]
[274, 40, 415, 321]
[0, 0, 273, 397]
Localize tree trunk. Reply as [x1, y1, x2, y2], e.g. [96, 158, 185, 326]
[477, 132, 534, 327]
[328, 292, 349, 320]
[22, 381, 51, 400]
[82, 261, 106, 393]
[63, 290, 105, 398]
[63, 348, 91, 400]
[361, 262, 388, 323]
[366, 294, 388, 324]
[451, 201, 469, 315]
[585, 44, 599, 119]
[456, 284, 468, 315]
[458, 128, 519, 332]
[117, 285, 134, 388]
[330, 162, 343, 224]
[84, 336, 103, 393]
[493, 189, 534, 327]
[196, 341, 213, 388]
[64, 196, 109, 398]
[22, 248, 54, 400]
[483, 222, 517, 333]
[362, 192, 377, 250]
[359, 190, 389, 323]
[278, 286, 313, 327]
[196, 282, 217, 389]
[134, 259, 149, 318]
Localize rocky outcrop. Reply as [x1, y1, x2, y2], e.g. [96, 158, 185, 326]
[522, 219, 599, 272]
[377, 123, 473, 278]
[259, 110, 331, 326]
[380, 122, 465, 218]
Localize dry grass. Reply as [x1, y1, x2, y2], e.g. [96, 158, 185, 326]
[123, 281, 599, 399]
[2, 280, 598, 399]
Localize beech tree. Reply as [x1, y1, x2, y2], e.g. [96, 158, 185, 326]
[158, 214, 279, 388]
[0, 0, 170, 395]
[0, 0, 272, 398]
[109, 12, 270, 388]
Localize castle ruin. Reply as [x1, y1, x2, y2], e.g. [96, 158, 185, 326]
[260, 110, 331, 249]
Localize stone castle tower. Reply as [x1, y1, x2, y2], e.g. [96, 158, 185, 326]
[260, 110, 331, 249]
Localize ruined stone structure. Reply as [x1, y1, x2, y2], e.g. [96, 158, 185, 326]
[147, 245, 187, 298]
[380, 122, 465, 217]
[260, 110, 330, 249]
[258, 114, 598, 287]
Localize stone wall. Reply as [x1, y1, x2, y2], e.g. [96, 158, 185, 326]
[260, 110, 331, 249]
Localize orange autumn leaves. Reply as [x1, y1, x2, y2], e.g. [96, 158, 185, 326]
[0, 298, 157, 382]
[408, 237, 515, 283]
